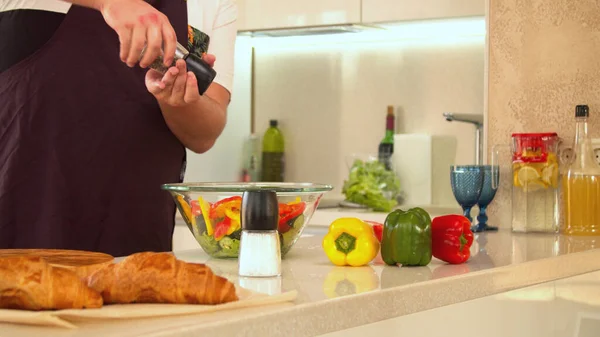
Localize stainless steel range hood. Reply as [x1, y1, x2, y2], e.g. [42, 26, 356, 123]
[238, 24, 382, 38]
[237, 16, 486, 39]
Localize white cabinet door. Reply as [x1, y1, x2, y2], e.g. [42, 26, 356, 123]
[236, 0, 361, 31]
[361, 0, 485, 24]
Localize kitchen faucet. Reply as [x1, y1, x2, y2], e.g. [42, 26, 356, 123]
[443, 112, 484, 165]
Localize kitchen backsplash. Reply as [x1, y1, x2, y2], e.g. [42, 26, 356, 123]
[253, 34, 485, 197]
[183, 37, 253, 184]
[487, 0, 600, 229]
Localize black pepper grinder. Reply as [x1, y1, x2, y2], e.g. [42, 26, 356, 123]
[238, 190, 281, 278]
[143, 42, 217, 96]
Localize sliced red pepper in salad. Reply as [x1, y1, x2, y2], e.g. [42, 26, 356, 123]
[192, 196, 244, 241]
[213, 217, 232, 241]
[278, 201, 306, 233]
[190, 200, 201, 216]
[193, 196, 306, 238]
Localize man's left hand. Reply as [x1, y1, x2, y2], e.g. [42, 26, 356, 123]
[145, 54, 216, 106]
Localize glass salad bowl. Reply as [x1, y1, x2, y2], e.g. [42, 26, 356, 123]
[162, 182, 333, 259]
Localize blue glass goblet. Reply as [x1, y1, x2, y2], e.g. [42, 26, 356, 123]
[450, 165, 484, 224]
[473, 165, 500, 232]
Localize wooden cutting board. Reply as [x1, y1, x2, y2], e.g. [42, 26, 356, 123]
[0, 249, 114, 278]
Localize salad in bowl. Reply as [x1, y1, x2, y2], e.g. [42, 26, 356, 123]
[162, 182, 333, 258]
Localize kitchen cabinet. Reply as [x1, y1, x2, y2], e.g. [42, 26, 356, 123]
[236, 0, 361, 31]
[361, 0, 485, 24]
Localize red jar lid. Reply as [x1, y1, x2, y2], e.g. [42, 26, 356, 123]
[511, 132, 558, 138]
[511, 132, 558, 164]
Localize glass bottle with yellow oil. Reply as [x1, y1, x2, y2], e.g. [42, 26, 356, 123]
[563, 105, 600, 236]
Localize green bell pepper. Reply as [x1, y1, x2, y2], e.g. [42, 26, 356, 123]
[381, 207, 432, 266]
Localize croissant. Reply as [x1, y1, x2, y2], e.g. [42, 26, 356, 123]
[85, 252, 238, 305]
[0, 256, 103, 311]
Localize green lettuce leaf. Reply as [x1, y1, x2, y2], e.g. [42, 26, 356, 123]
[342, 159, 401, 212]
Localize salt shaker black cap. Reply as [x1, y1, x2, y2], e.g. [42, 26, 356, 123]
[184, 53, 217, 96]
[241, 190, 278, 231]
[576, 105, 589, 118]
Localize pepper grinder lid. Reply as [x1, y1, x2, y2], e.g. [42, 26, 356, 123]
[184, 53, 217, 96]
[241, 190, 278, 231]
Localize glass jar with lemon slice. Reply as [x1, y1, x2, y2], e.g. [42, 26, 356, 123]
[494, 133, 562, 233]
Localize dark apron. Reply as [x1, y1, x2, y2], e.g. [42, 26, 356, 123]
[0, 1, 188, 257]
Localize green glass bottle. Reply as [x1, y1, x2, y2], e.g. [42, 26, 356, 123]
[378, 106, 395, 171]
[261, 120, 285, 182]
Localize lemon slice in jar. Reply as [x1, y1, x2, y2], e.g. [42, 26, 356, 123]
[517, 166, 546, 192]
[542, 164, 558, 188]
[512, 163, 522, 187]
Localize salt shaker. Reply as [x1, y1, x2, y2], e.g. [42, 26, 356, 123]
[238, 190, 281, 277]
[141, 41, 217, 95]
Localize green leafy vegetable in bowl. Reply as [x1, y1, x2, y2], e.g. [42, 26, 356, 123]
[342, 159, 401, 212]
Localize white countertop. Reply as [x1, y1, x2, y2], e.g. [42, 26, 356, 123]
[323, 269, 600, 337]
[3, 230, 600, 337]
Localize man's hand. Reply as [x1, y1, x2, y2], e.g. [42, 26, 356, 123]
[145, 54, 227, 154]
[145, 55, 216, 106]
[99, 0, 177, 68]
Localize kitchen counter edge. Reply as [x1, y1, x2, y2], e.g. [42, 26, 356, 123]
[153, 242, 600, 337]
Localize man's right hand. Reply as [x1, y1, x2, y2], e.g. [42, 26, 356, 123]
[98, 0, 177, 68]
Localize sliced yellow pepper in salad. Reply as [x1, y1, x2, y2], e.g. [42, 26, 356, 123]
[197, 196, 214, 235]
[224, 208, 241, 235]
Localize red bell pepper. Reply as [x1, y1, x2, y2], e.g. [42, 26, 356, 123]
[364, 221, 383, 243]
[431, 215, 474, 264]
[278, 202, 306, 233]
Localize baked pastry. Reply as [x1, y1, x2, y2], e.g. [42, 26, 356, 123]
[86, 252, 238, 305]
[0, 256, 103, 310]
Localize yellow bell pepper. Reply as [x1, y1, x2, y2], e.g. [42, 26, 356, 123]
[322, 218, 380, 267]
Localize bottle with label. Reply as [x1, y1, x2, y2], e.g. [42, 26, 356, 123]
[378, 106, 395, 171]
[563, 105, 600, 236]
[261, 120, 285, 182]
[241, 134, 261, 182]
[248, 134, 261, 182]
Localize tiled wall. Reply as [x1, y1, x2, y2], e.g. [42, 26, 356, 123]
[487, 0, 600, 228]
[252, 35, 485, 198]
